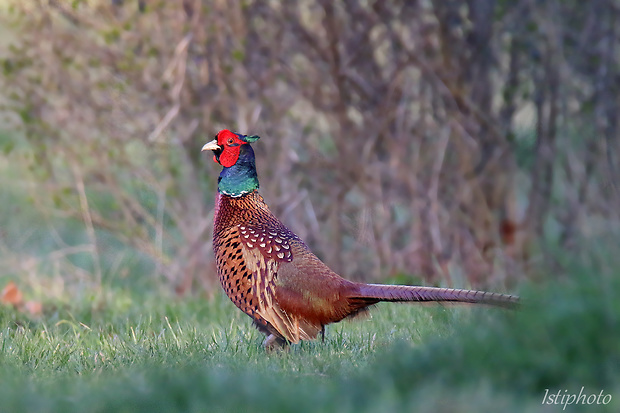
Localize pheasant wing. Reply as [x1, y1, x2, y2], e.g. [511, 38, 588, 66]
[237, 224, 312, 343]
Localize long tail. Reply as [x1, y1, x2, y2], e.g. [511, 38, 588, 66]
[352, 283, 519, 309]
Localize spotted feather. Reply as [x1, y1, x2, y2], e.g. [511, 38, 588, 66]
[238, 224, 294, 262]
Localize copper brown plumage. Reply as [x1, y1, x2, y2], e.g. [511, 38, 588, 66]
[203, 130, 519, 349]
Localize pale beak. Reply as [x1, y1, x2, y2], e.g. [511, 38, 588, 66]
[201, 139, 220, 152]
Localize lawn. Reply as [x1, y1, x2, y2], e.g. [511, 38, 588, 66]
[1, 255, 618, 412]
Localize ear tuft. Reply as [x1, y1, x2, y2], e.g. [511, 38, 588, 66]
[243, 135, 260, 143]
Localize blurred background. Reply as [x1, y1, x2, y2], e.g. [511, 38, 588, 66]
[0, 0, 618, 302]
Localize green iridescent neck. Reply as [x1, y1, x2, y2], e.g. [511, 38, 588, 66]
[218, 144, 259, 197]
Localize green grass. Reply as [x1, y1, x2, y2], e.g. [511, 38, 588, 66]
[0, 292, 451, 412]
[1, 261, 619, 413]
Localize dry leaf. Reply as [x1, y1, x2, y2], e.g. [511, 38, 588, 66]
[1, 281, 23, 307]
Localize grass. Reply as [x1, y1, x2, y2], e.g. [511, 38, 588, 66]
[0, 291, 453, 411]
[1, 259, 619, 413]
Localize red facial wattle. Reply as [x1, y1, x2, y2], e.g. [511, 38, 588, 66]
[218, 146, 241, 167]
[213, 129, 246, 168]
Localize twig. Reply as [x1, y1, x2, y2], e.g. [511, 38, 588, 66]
[71, 162, 102, 285]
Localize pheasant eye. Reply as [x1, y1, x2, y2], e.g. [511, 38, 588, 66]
[227, 138, 234, 145]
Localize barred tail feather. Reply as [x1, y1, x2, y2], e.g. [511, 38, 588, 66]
[353, 284, 519, 308]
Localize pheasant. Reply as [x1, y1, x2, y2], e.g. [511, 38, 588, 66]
[202, 130, 519, 349]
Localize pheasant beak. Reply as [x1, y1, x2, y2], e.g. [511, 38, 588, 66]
[201, 139, 221, 152]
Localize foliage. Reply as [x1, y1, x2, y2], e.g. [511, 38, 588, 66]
[1, 1, 618, 291]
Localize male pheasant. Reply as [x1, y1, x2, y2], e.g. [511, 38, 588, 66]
[202, 130, 518, 349]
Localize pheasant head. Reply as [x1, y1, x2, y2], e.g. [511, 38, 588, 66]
[202, 129, 261, 197]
